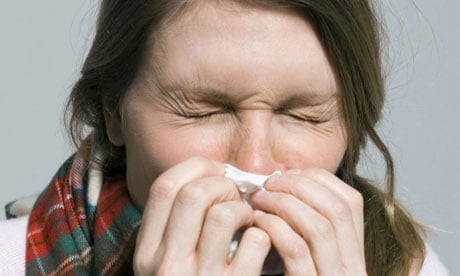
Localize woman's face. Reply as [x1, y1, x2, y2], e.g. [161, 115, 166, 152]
[106, 2, 347, 208]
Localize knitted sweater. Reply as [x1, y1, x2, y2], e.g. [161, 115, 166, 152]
[0, 216, 450, 275]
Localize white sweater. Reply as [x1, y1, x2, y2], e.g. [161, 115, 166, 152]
[0, 216, 27, 275]
[0, 216, 450, 275]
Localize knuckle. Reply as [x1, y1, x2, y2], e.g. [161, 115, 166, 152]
[244, 227, 271, 250]
[150, 176, 176, 200]
[277, 194, 294, 209]
[189, 156, 208, 163]
[133, 252, 153, 275]
[176, 183, 207, 206]
[312, 218, 334, 238]
[314, 168, 331, 183]
[153, 257, 176, 276]
[206, 204, 237, 227]
[134, 245, 174, 276]
[329, 200, 351, 221]
[302, 167, 328, 179]
[149, 157, 216, 202]
[284, 239, 308, 260]
[187, 156, 211, 169]
[348, 189, 364, 210]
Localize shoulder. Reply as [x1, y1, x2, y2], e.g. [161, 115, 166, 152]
[0, 215, 28, 275]
[413, 243, 450, 276]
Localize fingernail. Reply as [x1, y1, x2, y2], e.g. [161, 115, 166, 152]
[211, 160, 226, 173]
[254, 209, 266, 218]
[250, 189, 268, 201]
[265, 172, 281, 185]
[285, 169, 302, 175]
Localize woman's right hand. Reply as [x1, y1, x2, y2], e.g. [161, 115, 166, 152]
[133, 157, 271, 275]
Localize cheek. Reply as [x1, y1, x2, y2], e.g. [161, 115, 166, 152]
[124, 123, 229, 207]
[276, 126, 347, 173]
[297, 139, 345, 172]
[146, 128, 228, 171]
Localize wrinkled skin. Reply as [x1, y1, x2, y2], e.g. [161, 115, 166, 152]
[104, 2, 366, 275]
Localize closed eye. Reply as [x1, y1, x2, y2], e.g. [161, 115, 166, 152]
[287, 113, 325, 124]
[275, 109, 326, 124]
[182, 106, 234, 119]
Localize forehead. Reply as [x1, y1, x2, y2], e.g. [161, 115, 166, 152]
[138, 1, 337, 100]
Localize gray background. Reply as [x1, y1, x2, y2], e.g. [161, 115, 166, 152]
[0, 1, 458, 274]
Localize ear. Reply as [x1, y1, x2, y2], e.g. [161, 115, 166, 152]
[103, 103, 125, 147]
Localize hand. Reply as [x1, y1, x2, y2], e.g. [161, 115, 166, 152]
[250, 168, 366, 275]
[133, 157, 271, 275]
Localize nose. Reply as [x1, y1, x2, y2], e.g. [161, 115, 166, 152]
[228, 112, 282, 175]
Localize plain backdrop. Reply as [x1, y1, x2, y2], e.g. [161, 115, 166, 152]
[1, 1, 458, 274]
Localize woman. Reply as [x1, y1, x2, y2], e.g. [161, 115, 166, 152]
[0, 0, 449, 275]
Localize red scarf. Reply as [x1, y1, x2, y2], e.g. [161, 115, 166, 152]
[26, 140, 141, 275]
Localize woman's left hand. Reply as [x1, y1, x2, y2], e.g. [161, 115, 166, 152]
[250, 168, 367, 275]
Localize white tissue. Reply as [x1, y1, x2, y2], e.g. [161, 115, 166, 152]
[224, 164, 284, 275]
[225, 164, 281, 198]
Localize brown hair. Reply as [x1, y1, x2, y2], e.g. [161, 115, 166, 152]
[66, 0, 425, 274]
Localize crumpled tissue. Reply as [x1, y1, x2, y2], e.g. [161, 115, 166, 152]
[225, 164, 283, 275]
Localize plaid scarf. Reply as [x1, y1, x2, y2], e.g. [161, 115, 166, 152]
[26, 139, 142, 275]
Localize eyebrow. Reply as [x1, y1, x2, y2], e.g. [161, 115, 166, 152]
[158, 85, 235, 104]
[158, 83, 336, 108]
[277, 92, 337, 110]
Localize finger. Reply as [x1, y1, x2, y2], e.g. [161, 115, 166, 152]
[251, 190, 344, 275]
[253, 210, 317, 275]
[197, 201, 254, 274]
[134, 157, 225, 273]
[162, 176, 241, 258]
[293, 168, 365, 246]
[291, 169, 365, 268]
[264, 172, 366, 271]
[229, 227, 271, 276]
